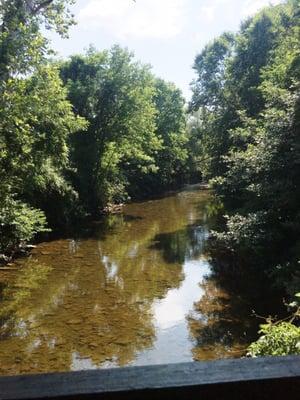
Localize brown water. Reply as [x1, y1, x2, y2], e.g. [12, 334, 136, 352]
[0, 186, 250, 376]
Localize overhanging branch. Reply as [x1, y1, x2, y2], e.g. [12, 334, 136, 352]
[25, 0, 54, 15]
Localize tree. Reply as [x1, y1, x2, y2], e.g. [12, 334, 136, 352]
[0, 0, 75, 82]
[189, 32, 237, 179]
[211, 0, 300, 286]
[189, 3, 296, 181]
[127, 78, 188, 196]
[60, 46, 161, 213]
[190, 0, 300, 354]
[152, 78, 188, 187]
[0, 0, 85, 255]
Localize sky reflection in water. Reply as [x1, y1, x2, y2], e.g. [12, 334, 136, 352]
[0, 186, 247, 375]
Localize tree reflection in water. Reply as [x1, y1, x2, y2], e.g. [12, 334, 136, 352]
[0, 187, 211, 375]
[187, 196, 286, 360]
[0, 187, 275, 375]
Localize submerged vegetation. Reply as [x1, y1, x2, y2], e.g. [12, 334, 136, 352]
[0, 0, 299, 359]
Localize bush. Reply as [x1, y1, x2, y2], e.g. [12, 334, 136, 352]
[248, 294, 300, 357]
[0, 197, 49, 255]
[247, 322, 300, 357]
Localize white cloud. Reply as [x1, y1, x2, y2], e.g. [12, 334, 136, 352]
[197, 0, 237, 25]
[200, 5, 216, 23]
[242, 0, 283, 17]
[78, 0, 187, 40]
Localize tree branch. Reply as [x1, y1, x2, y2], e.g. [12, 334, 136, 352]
[34, 0, 54, 13]
[25, 0, 54, 15]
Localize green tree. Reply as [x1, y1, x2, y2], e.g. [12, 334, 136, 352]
[60, 46, 163, 213]
[0, 0, 86, 255]
[128, 78, 188, 196]
[0, 1, 75, 82]
[152, 79, 188, 186]
[191, 0, 300, 354]
[211, 1, 300, 285]
[189, 32, 236, 179]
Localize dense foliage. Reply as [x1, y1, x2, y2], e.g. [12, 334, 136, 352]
[248, 322, 300, 356]
[59, 48, 188, 213]
[0, 0, 85, 257]
[248, 294, 300, 357]
[190, 0, 300, 354]
[0, 1, 189, 256]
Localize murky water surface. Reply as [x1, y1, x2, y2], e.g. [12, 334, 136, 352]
[0, 186, 250, 375]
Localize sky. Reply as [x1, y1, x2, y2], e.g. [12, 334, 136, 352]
[49, 0, 283, 100]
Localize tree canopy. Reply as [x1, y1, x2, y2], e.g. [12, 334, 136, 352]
[60, 46, 188, 213]
[0, 0, 86, 255]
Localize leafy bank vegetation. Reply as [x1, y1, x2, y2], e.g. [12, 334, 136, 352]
[190, 0, 300, 355]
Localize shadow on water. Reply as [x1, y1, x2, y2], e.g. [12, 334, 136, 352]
[149, 224, 208, 264]
[188, 276, 258, 360]
[186, 231, 287, 361]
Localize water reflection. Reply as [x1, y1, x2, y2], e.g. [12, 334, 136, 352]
[188, 277, 252, 360]
[132, 259, 211, 366]
[150, 225, 208, 264]
[0, 187, 253, 375]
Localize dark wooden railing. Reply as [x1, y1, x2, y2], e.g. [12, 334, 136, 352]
[0, 356, 300, 400]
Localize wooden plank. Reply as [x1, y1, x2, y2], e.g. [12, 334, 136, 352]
[0, 356, 299, 400]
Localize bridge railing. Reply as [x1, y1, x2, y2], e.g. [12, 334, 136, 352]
[0, 355, 300, 400]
